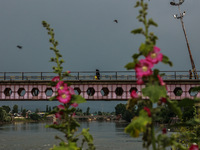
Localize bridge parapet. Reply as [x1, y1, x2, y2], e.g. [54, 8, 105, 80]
[0, 80, 200, 101]
[0, 71, 199, 81]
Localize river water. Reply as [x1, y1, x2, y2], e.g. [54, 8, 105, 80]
[0, 121, 146, 150]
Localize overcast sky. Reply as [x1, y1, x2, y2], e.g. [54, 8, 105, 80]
[0, 0, 200, 73]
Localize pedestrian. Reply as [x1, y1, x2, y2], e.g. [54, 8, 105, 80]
[96, 69, 100, 80]
[189, 70, 192, 79]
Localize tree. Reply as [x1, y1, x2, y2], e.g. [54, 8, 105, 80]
[30, 113, 41, 121]
[22, 109, 27, 117]
[12, 105, 18, 114]
[46, 105, 49, 112]
[0, 107, 7, 121]
[2, 105, 11, 113]
[86, 107, 90, 115]
[115, 103, 126, 116]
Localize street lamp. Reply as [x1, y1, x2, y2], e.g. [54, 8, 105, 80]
[170, 0, 198, 79]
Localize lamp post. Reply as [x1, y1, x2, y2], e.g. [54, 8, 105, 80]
[170, 0, 198, 79]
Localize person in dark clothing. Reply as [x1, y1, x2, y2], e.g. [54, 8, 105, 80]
[189, 70, 192, 79]
[96, 69, 100, 80]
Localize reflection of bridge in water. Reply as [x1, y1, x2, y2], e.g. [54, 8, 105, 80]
[0, 71, 200, 101]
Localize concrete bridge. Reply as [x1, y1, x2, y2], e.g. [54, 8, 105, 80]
[0, 71, 200, 101]
[0, 71, 199, 101]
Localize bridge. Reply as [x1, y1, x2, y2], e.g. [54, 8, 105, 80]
[0, 71, 200, 101]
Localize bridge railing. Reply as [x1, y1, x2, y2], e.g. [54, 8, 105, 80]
[0, 71, 198, 81]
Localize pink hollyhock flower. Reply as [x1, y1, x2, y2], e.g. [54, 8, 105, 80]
[146, 46, 163, 64]
[58, 104, 65, 110]
[162, 128, 167, 134]
[137, 77, 144, 85]
[56, 81, 68, 92]
[57, 90, 71, 104]
[67, 71, 71, 74]
[71, 103, 78, 108]
[72, 112, 76, 117]
[135, 59, 153, 78]
[143, 107, 151, 117]
[157, 75, 165, 86]
[68, 87, 75, 95]
[52, 76, 60, 82]
[130, 90, 138, 99]
[189, 143, 199, 150]
[55, 112, 63, 119]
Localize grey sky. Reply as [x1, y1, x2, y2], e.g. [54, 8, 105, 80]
[0, 0, 200, 72]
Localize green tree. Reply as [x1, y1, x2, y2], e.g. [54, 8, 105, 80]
[115, 103, 126, 116]
[12, 105, 18, 114]
[22, 109, 27, 117]
[46, 105, 49, 112]
[2, 105, 11, 113]
[30, 113, 41, 121]
[86, 107, 90, 115]
[0, 107, 7, 121]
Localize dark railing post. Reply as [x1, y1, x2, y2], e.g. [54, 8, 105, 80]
[4, 72, 6, 80]
[77, 72, 79, 80]
[41, 72, 43, 80]
[175, 71, 176, 80]
[22, 72, 24, 80]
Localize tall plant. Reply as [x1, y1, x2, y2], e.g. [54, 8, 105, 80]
[125, 0, 199, 149]
[42, 21, 95, 150]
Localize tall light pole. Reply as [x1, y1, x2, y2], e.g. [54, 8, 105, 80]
[170, 0, 198, 79]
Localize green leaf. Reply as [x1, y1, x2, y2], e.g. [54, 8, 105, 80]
[142, 84, 167, 103]
[49, 96, 57, 101]
[148, 18, 158, 27]
[139, 43, 153, 56]
[51, 142, 79, 150]
[131, 28, 144, 34]
[125, 62, 136, 70]
[71, 95, 86, 104]
[162, 55, 173, 66]
[125, 110, 152, 137]
[167, 99, 182, 118]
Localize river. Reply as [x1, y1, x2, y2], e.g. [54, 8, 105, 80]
[0, 121, 146, 150]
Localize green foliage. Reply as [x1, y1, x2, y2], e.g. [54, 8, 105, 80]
[12, 104, 18, 114]
[22, 109, 27, 117]
[115, 103, 126, 116]
[30, 113, 41, 121]
[142, 83, 167, 103]
[2, 105, 11, 113]
[125, 109, 152, 137]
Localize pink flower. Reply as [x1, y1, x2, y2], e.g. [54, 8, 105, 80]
[67, 71, 71, 74]
[162, 128, 167, 134]
[55, 112, 62, 119]
[52, 76, 60, 82]
[136, 77, 144, 85]
[56, 81, 68, 92]
[157, 75, 165, 86]
[57, 90, 71, 104]
[130, 90, 138, 99]
[71, 103, 78, 108]
[135, 59, 153, 78]
[58, 105, 65, 110]
[146, 46, 163, 64]
[68, 87, 75, 95]
[189, 143, 199, 150]
[143, 107, 151, 117]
